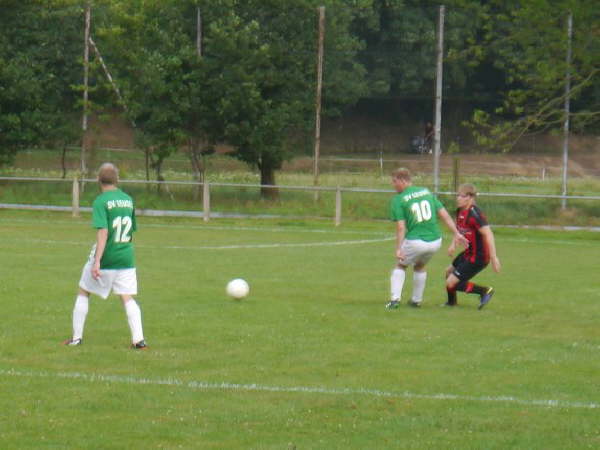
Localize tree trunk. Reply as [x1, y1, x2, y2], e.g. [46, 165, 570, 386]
[145, 148, 150, 181]
[153, 156, 165, 194]
[189, 138, 203, 201]
[61, 145, 67, 179]
[259, 163, 279, 200]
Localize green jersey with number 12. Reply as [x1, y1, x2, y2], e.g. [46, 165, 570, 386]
[92, 188, 137, 269]
[390, 185, 444, 242]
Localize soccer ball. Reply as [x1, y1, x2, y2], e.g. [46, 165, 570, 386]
[226, 278, 249, 299]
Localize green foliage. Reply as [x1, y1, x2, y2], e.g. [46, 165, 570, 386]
[0, 0, 81, 166]
[93, 0, 367, 188]
[466, 0, 600, 150]
[349, 0, 486, 99]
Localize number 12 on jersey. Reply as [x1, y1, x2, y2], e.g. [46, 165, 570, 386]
[112, 216, 133, 243]
[411, 200, 432, 223]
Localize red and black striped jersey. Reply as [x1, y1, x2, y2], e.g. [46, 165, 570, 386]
[456, 205, 489, 263]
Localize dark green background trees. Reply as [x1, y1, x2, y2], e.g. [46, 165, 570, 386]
[0, 0, 81, 166]
[1, 0, 598, 183]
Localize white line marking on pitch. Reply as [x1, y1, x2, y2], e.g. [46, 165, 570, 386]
[0, 217, 389, 236]
[1, 368, 597, 410]
[2, 236, 395, 250]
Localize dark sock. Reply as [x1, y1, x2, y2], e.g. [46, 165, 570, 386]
[456, 281, 488, 296]
[457, 281, 488, 296]
[446, 287, 457, 305]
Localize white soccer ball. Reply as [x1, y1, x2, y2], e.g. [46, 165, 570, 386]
[226, 278, 249, 299]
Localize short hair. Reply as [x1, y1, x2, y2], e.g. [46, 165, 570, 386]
[392, 168, 411, 182]
[98, 163, 119, 185]
[458, 183, 477, 197]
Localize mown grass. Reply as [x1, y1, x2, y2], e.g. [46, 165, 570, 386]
[1, 210, 600, 448]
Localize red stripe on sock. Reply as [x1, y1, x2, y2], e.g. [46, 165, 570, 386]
[465, 282, 474, 293]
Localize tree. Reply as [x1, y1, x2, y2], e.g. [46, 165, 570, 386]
[467, 0, 600, 150]
[98, 0, 367, 197]
[349, 0, 486, 99]
[0, 0, 81, 167]
[221, 0, 369, 194]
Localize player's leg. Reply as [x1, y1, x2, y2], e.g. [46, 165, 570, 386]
[444, 272, 460, 306]
[113, 268, 146, 348]
[443, 253, 471, 307]
[410, 263, 427, 307]
[65, 257, 111, 346]
[388, 239, 418, 309]
[120, 295, 146, 348]
[452, 260, 493, 309]
[409, 239, 441, 306]
[64, 288, 90, 345]
[387, 262, 407, 309]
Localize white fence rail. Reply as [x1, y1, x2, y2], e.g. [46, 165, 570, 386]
[1, 176, 599, 225]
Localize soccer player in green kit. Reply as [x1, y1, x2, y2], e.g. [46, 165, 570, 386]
[64, 163, 146, 349]
[386, 168, 467, 309]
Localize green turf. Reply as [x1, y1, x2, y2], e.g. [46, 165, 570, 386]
[1, 210, 600, 448]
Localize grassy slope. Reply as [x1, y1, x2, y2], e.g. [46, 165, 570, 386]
[1, 210, 599, 448]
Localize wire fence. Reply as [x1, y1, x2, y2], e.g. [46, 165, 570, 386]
[1, 176, 599, 226]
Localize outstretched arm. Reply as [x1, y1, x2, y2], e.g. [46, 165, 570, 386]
[437, 208, 468, 249]
[479, 225, 501, 273]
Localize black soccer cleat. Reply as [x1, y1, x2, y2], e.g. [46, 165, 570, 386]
[63, 338, 82, 346]
[408, 301, 421, 308]
[131, 340, 148, 350]
[386, 300, 400, 310]
[478, 287, 495, 310]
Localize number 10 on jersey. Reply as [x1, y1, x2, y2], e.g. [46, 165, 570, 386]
[411, 200, 432, 223]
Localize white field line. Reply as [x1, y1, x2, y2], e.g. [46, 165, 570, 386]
[1, 368, 597, 410]
[3, 236, 395, 251]
[2, 234, 598, 251]
[0, 217, 389, 236]
[1, 218, 599, 248]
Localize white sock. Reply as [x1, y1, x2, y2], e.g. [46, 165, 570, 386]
[390, 268, 406, 301]
[124, 299, 144, 344]
[411, 271, 427, 304]
[72, 295, 89, 341]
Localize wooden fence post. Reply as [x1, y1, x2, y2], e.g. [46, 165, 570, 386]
[203, 181, 210, 222]
[452, 156, 460, 193]
[334, 186, 342, 226]
[72, 177, 80, 217]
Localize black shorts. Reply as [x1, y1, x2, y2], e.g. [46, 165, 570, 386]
[452, 253, 487, 282]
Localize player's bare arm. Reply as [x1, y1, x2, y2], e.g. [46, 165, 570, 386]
[447, 237, 457, 257]
[479, 225, 501, 273]
[92, 228, 108, 280]
[395, 220, 406, 260]
[437, 208, 469, 248]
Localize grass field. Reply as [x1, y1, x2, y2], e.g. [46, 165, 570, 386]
[1, 209, 600, 449]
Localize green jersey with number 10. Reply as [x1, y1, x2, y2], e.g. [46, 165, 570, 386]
[92, 188, 137, 269]
[390, 186, 444, 242]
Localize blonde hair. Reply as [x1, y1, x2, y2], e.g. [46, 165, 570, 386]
[392, 168, 411, 182]
[458, 183, 477, 197]
[98, 163, 119, 186]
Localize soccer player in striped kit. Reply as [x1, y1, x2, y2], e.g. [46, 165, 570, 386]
[445, 183, 501, 309]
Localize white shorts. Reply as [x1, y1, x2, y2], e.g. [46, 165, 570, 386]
[398, 238, 442, 266]
[78, 249, 137, 299]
